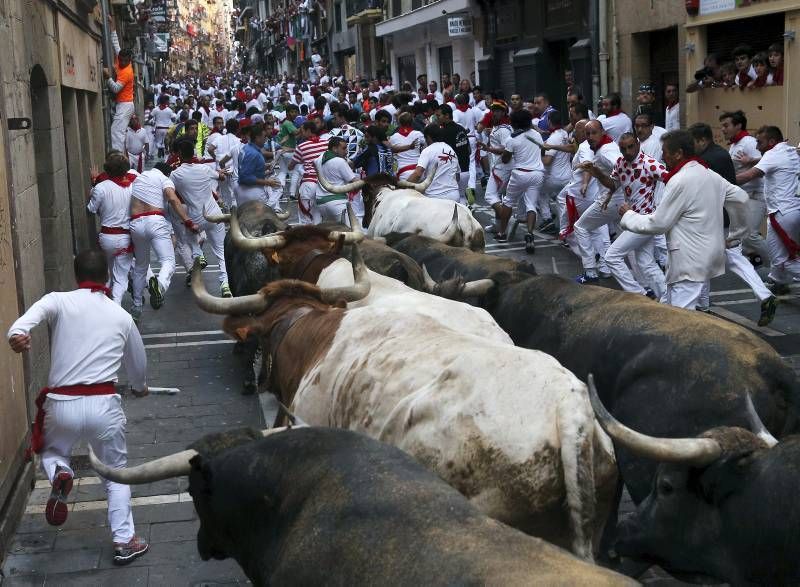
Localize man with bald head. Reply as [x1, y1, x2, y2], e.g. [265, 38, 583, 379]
[571, 120, 622, 283]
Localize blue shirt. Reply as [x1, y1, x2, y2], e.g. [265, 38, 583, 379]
[238, 142, 266, 185]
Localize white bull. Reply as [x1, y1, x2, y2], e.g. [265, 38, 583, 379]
[290, 305, 617, 562]
[315, 161, 486, 251]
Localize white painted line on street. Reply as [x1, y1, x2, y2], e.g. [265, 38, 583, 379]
[487, 243, 559, 255]
[709, 307, 785, 337]
[551, 258, 559, 275]
[145, 339, 235, 350]
[25, 492, 193, 514]
[174, 269, 221, 275]
[141, 330, 224, 340]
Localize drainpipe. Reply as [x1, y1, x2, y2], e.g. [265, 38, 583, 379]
[598, 0, 609, 97]
[589, 0, 600, 105]
[99, 0, 114, 148]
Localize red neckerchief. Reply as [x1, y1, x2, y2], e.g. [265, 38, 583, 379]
[456, 104, 469, 113]
[773, 67, 784, 86]
[737, 72, 749, 90]
[396, 126, 414, 137]
[92, 172, 109, 186]
[760, 142, 776, 154]
[729, 130, 750, 145]
[308, 134, 321, 143]
[606, 109, 622, 117]
[752, 73, 769, 88]
[158, 104, 168, 110]
[549, 125, 562, 131]
[106, 172, 137, 188]
[666, 100, 679, 109]
[590, 134, 614, 153]
[130, 123, 141, 131]
[78, 281, 111, 297]
[216, 105, 225, 111]
[663, 157, 708, 185]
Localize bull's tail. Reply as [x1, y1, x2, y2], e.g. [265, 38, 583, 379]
[557, 388, 597, 562]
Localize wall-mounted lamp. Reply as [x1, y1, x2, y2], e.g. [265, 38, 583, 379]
[783, 30, 796, 42]
[683, 42, 696, 53]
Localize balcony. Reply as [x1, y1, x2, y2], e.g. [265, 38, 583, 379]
[345, 0, 383, 26]
[690, 85, 785, 145]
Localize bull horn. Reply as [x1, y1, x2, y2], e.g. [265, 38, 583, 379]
[319, 243, 371, 303]
[314, 159, 365, 194]
[397, 163, 438, 193]
[273, 207, 291, 221]
[89, 427, 293, 484]
[588, 374, 722, 466]
[460, 279, 495, 297]
[191, 259, 269, 315]
[440, 204, 465, 246]
[203, 209, 231, 223]
[230, 208, 287, 251]
[421, 264, 438, 291]
[745, 394, 778, 447]
[327, 203, 364, 244]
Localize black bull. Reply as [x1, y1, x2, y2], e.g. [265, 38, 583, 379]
[387, 234, 800, 503]
[186, 427, 633, 586]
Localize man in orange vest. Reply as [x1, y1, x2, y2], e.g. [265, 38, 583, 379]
[103, 16, 135, 152]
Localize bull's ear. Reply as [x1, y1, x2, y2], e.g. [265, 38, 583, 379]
[696, 451, 756, 505]
[268, 250, 280, 264]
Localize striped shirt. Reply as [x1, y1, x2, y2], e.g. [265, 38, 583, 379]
[291, 134, 330, 178]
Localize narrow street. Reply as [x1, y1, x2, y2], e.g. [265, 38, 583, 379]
[3, 192, 799, 584]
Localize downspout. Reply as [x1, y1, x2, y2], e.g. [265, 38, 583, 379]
[589, 0, 600, 105]
[611, 0, 618, 95]
[598, 0, 609, 97]
[99, 0, 114, 148]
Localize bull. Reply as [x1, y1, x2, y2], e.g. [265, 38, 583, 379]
[89, 427, 634, 586]
[191, 260, 618, 561]
[588, 376, 799, 586]
[315, 162, 485, 251]
[387, 235, 799, 526]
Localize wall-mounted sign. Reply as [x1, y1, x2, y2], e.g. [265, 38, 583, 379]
[448, 15, 472, 38]
[699, 0, 735, 15]
[150, 33, 169, 53]
[151, 0, 167, 22]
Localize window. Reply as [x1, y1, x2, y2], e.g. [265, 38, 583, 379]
[412, 0, 421, 9]
[335, 1, 342, 32]
[392, 0, 401, 17]
[438, 46, 453, 77]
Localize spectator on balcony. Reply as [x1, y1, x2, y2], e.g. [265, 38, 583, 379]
[768, 43, 784, 86]
[748, 53, 774, 88]
[733, 45, 756, 89]
[687, 53, 723, 92]
[664, 83, 680, 132]
[720, 62, 737, 87]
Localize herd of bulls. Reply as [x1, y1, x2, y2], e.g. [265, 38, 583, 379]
[91, 188, 800, 585]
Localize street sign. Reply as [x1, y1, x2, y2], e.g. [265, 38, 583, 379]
[150, 33, 169, 53]
[699, 0, 735, 15]
[447, 15, 472, 38]
[151, 0, 166, 22]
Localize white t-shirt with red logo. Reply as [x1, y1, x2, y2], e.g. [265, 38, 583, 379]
[611, 150, 668, 214]
[389, 127, 425, 175]
[417, 142, 460, 201]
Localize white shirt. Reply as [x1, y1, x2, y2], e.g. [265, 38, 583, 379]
[639, 126, 667, 162]
[389, 128, 424, 173]
[598, 111, 632, 141]
[383, 103, 398, 124]
[131, 168, 174, 209]
[566, 140, 600, 201]
[592, 141, 625, 202]
[505, 129, 545, 172]
[245, 98, 261, 112]
[88, 175, 137, 227]
[152, 106, 177, 128]
[170, 163, 220, 223]
[665, 102, 680, 132]
[417, 142, 460, 201]
[125, 127, 148, 155]
[755, 142, 800, 214]
[729, 134, 764, 196]
[452, 107, 478, 134]
[544, 128, 572, 182]
[8, 289, 146, 390]
[315, 155, 358, 200]
[488, 123, 512, 170]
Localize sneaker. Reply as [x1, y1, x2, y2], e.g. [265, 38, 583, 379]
[767, 281, 791, 296]
[465, 188, 476, 206]
[494, 233, 508, 243]
[197, 255, 208, 270]
[524, 233, 535, 254]
[575, 273, 599, 284]
[113, 535, 149, 566]
[643, 287, 657, 300]
[45, 466, 73, 526]
[148, 276, 164, 310]
[220, 283, 232, 298]
[748, 253, 763, 268]
[185, 269, 192, 288]
[758, 295, 778, 326]
[539, 219, 556, 234]
[480, 176, 488, 188]
[130, 305, 143, 323]
[484, 224, 498, 234]
[696, 306, 711, 313]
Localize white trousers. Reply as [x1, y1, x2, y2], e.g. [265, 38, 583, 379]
[127, 152, 144, 173]
[663, 280, 704, 309]
[573, 198, 623, 271]
[767, 208, 800, 284]
[237, 184, 267, 207]
[130, 215, 175, 307]
[503, 169, 544, 214]
[111, 102, 135, 152]
[298, 181, 319, 225]
[484, 166, 511, 207]
[604, 230, 666, 297]
[317, 198, 349, 223]
[557, 190, 611, 271]
[170, 216, 196, 272]
[743, 194, 769, 261]
[41, 395, 134, 543]
[98, 233, 133, 304]
[276, 151, 294, 187]
[154, 128, 169, 151]
[698, 245, 772, 308]
[192, 220, 228, 284]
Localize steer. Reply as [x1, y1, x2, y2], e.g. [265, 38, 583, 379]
[227, 213, 507, 343]
[388, 235, 800, 507]
[192, 261, 618, 561]
[90, 427, 634, 586]
[315, 161, 486, 251]
[588, 376, 799, 586]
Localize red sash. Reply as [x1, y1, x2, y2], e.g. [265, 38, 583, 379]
[397, 164, 417, 176]
[100, 226, 130, 235]
[769, 213, 800, 260]
[130, 210, 165, 221]
[27, 382, 116, 459]
[560, 195, 580, 240]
